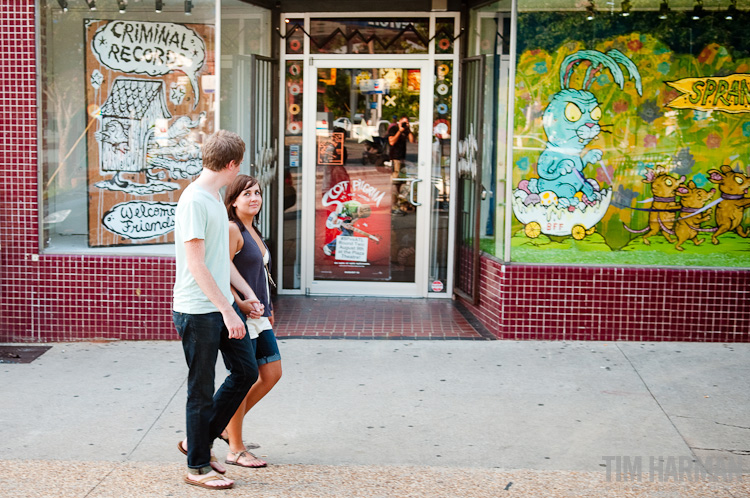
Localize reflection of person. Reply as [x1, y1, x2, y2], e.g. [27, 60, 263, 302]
[323, 200, 372, 256]
[173, 130, 262, 490]
[387, 116, 415, 214]
[221, 174, 282, 469]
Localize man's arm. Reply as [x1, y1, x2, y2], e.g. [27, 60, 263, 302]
[388, 128, 401, 146]
[184, 238, 246, 339]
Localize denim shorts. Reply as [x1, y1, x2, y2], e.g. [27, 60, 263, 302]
[255, 328, 281, 366]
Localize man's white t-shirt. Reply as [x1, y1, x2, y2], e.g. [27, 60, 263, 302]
[173, 182, 234, 314]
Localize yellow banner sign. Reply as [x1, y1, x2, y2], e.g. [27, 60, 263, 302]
[666, 74, 750, 113]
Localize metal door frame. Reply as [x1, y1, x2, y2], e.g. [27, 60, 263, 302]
[454, 55, 485, 305]
[302, 58, 434, 297]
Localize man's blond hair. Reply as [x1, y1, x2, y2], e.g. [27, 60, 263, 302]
[201, 130, 245, 172]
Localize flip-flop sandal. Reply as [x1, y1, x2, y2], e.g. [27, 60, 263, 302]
[184, 473, 233, 490]
[177, 441, 227, 474]
[218, 433, 260, 450]
[225, 449, 267, 468]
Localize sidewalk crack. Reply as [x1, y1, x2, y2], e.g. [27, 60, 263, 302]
[83, 376, 187, 497]
[614, 344, 709, 474]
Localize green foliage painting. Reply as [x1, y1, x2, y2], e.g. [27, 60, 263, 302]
[511, 12, 750, 267]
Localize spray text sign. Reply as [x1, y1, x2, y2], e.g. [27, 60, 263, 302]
[666, 74, 750, 113]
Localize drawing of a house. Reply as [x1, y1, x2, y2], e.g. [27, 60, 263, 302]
[95, 78, 171, 187]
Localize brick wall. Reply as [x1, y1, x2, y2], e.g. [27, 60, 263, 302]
[0, 3, 176, 342]
[465, 254, 750, 342]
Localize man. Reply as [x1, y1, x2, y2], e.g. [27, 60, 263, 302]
[322, 200, 372, 256]
[172, 130, 263, 490]
[387, 116, 415, 214]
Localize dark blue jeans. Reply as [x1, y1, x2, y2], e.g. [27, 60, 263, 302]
[173, 304, 258, 469]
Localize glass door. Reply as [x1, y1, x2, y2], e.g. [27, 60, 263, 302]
[303, 59, 433, 296]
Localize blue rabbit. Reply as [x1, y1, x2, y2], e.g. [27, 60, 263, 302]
[529, 49, 642, 207]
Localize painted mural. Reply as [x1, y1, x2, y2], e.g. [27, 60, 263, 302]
[511, 22, 750, 267]
[85, 20, 215, 247]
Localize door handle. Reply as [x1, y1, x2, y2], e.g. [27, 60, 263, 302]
[410, 178, 422, 206]
[481, 184, 493, 201]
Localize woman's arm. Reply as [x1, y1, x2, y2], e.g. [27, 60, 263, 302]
[228, 222, 244, 261]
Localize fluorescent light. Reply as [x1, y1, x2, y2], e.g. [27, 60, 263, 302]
[725, 0, 737, 20]
[621, 0, 631, 17]
[658, 0, 670, 19]
[692, 0, 704, 20]
[586, 0, 596, 20]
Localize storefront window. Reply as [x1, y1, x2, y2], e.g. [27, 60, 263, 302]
[468, 2, 512, 259]
[510, 2, 750, 267]
[219, 0, 272, 134]
[429, 59, 454, 292]
[40, 0, 217, 254]
[309, 18, 430, 55]
[282, 23, 304, 289]
[434, 18, 455, 55]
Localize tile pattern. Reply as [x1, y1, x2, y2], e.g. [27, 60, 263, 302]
[464, 255, 750, 343]
[273, 296, 488, 340]
[0, 0, 175, 342]
[0, 5, 748, 343]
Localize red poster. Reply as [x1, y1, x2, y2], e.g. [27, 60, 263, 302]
[315, 165, 392, 280]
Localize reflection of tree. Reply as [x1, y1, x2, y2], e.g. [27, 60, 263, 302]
[322, 69, 422, 123]
[323, 70, 352, 117]
[518, 11, 750, 59]
[42, 68, 87, 197]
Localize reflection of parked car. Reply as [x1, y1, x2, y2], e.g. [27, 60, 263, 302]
[407, 118, 419, 135]
[317, 112, 333, 135]
[375, 120, 390, 137]
[333, 117, 352, 132]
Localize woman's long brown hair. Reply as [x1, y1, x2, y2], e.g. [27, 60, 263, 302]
[224, 174, 263, 236]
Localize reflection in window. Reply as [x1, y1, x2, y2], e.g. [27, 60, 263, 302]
[39, 0, 217, 254]
[430, 60, 453, 291]
[282, 61, 303, 289]
[310, 19, 429, 55]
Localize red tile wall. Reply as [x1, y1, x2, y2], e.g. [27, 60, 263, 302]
[0, 4, 177, 342]
[465, 254, 750, 342]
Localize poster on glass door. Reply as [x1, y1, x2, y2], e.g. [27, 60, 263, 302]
[315, 163, 392, 280]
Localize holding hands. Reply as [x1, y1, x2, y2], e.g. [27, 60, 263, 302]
[238, 296, 264, 320]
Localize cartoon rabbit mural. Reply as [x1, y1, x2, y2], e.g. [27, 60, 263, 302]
[513, 49, 643, 240]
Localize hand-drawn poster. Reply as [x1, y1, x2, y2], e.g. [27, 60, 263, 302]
[85, 20, 215, 247]
[317, 133, 344, 165]
[315, 165, 392, 280]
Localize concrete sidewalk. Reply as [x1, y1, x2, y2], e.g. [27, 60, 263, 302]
[0, 339, 747, 497]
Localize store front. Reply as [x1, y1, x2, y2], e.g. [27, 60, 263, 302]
[1, 0, 749, 342]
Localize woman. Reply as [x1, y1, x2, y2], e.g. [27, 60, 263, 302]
[222, 174, 282, 468]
